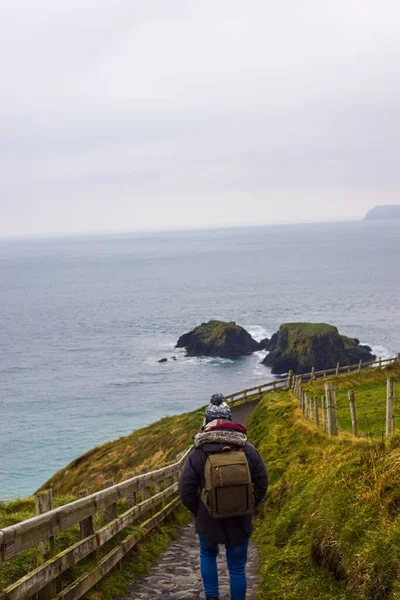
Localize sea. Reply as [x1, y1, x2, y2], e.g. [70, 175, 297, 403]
[1, 220, 399, 499]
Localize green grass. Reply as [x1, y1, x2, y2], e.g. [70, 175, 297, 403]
[40, 406, 205, 495]
[283, 322, 337, 335]
[302, 362, 400, 438]
[247, 374, 400, 599]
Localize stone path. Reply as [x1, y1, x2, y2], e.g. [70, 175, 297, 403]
[124, 521, 259, 600]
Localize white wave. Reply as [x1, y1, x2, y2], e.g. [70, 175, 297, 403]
[184, 356, 235, 365]
[245, 325, 274, 342]
[158, 340, 181, 349]
[166, 341, 177, 349]
[367, 344, 393, 360]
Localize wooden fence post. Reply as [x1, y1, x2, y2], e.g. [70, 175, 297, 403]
[313, 397, 320, 426]
[379, 356, 382, 368]
[243, 390, 248, 402]
[386, 378, 394, 438]
[77, 489, 94, 538]
[321, 396, 327, 431]
[335, 362, 340, 377]
[258, 386, 262, 400]
[164, 469, 172, 490]
[35, 490, 55, 600]
[311, 366, 315, 381]
[358, 360, 362, 374]
[140, 467, 149, 501]
[104, 479, 117, 522]
[304, 393, 309, 418]
[123, 473, 137, 509]
[77, 488, 96, 562]
[310, 394, 315, 421]
[293, 377, 297, 398]
[174, 466, 180, 483]
[309, 394, 314, 420]
[325, 382, 338, 436]
[299, 388, 304, 412]
[287, 370, 293, 389]
[348, 390, 359, 437]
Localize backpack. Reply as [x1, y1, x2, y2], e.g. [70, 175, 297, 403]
[200, 446, 254, 519]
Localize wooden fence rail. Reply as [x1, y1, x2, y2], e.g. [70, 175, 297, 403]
[0, 448, 192, 600]
[224, 356, 398, 405]
[1, 354, 398, 600]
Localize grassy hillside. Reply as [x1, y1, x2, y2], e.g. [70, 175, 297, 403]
[41, 406, 205, 494]
[0, 408, 204, 595]
[248, 363, 400, 599]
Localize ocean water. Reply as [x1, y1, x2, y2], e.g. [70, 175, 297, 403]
[1, 221, 399, 499]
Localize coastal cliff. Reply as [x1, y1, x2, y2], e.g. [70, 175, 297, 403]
[364, 205, 400, 220]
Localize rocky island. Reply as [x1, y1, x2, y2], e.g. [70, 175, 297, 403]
[176, 320, 260, 358]
[262, 322, 376, 374]
[364, 205, 400, 220]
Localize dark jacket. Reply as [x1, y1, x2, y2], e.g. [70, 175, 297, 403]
[179, 424, 268, 546]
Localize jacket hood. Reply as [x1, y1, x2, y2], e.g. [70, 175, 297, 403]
[203, 419, 247, 435]
[194, 429, 247, 448]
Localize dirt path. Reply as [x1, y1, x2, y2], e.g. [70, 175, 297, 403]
[122, 400, 260, 600]
[231, 401, 259, 426]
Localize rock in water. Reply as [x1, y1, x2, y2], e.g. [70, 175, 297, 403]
[158, 358, 168, 363]
[259, 332, 278, 351]
[176, 320, 261, 359]
[262, 322, 376, 374]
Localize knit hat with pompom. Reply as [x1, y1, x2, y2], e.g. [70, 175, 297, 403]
[204, 393, 232, 425]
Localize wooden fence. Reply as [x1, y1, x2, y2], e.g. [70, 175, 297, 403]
[224, 356, 398, 405]
[293, 375, 399, 438]
[0, 448, 191, 600]
[1, 354, 398, 600]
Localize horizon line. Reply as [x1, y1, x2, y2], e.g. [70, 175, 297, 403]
[0, 216, 368, 242]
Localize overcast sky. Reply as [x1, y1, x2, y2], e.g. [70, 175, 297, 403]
[1, 0, 399, 237]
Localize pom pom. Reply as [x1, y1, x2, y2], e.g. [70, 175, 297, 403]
[210, 393, 225, 406]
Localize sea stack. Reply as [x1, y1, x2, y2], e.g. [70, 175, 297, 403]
[176, 320, 261, 359]
[262, 322, 376, 374]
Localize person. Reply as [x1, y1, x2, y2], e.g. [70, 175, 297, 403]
[179, 393, 268, 600]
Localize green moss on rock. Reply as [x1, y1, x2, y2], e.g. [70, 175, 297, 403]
[262, 322, 375, 374]
[176, 320, 260, 358]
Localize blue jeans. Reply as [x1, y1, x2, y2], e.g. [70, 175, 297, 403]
[199, 536, 249, 600]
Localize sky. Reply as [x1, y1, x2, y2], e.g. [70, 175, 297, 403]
[1, 0, 400, 237]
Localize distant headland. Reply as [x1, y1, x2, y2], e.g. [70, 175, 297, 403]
[364, 205, 400, 220]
